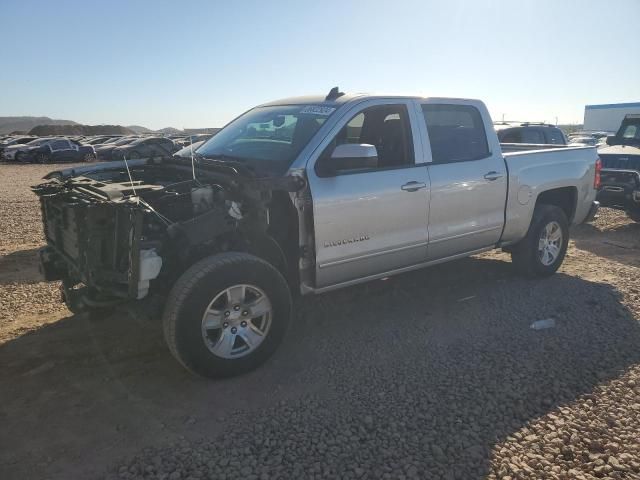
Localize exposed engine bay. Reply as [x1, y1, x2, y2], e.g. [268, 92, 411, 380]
[33, 158, 305, 310]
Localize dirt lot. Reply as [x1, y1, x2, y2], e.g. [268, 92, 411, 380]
[1, 164, 640, 480]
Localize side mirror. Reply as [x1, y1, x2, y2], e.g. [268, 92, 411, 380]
[319, 143, 378, 176]
[606, 135, 617, 146]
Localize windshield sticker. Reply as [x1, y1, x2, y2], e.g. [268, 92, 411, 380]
[300, 105, 336, 116]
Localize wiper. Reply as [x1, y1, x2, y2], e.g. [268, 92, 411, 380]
[195, 153, 255, 177]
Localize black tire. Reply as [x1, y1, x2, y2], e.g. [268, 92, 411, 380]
[36, 152, 50, 164]
[627, 209, 640, 223]
[15, 152, 24, 163]
[163, 252, 292, 378]
[511, 204, 569, 277]
[129, 150, 141, 159]
[83, 152, 96, 163]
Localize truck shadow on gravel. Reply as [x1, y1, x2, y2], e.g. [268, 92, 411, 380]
[572, 221, 640, 266]
[1, 256, 639, 479]
[0, 247, 43, 284]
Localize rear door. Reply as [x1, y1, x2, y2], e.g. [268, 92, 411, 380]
[307, 100, 430, 288]
[420, 102, 507, 260]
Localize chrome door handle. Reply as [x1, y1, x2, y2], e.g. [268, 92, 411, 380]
[401, 181, 427, 192]
[484, 171, 503, 181]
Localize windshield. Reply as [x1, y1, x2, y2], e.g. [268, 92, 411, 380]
[110, 137, 136, 146]
[26, 138, 51, 146]
[196, 105, 335, 175]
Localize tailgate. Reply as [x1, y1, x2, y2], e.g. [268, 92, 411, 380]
[597, 169, 640, 208]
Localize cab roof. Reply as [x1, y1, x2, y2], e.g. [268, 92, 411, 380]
[258, 92, 476, 108]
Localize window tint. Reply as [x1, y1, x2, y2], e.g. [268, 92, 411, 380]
[622, 125, 639, 139]
[546, 128, 566, 145]
[499, 129, 521, 143]
[422, 104, 489, 163]
[330, 104, 414, 171]
[521, 129, 545, 144]
[51, 140, 70, 150]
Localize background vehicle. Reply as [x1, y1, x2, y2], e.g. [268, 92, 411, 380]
[81, 135, 122, 146]
[110, 136, 178, 159]
[174, 134, 213, 147]
[569, 136, 598, 146]
[597, 114, 640, 221]
[3, 137, 96, 163]
[95, 136, 140, 160]
[173, 140, 205, 158]
[494, 122, 567, 146]
[0, 136, 36, 160]
[35, 91, 600, 379]
[2, 137, 55, 161]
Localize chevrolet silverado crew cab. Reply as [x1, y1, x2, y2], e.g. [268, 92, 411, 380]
[596, 114, 640, 222]
[34, 89, 600, 378]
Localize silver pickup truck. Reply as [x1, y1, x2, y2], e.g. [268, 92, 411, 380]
[35, 89, 600, 378]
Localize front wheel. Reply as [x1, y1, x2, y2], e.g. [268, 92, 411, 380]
[163, 252, 292, 378]
[511, 204, 569, 277]
[35, 152, 50, 164]
[83, 152, 97, 162]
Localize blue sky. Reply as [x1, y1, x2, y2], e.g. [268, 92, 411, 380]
[1, 0, 638, 129]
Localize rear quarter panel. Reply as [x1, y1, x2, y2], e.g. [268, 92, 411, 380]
[501, 146, 597, 245]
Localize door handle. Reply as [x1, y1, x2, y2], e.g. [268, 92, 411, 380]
[401, 181, 427, 192]
[484, 171, 503, 181]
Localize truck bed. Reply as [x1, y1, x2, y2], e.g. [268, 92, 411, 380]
[500, 145, 598, 245]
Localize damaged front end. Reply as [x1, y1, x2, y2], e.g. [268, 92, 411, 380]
[33, 158, 304, 311]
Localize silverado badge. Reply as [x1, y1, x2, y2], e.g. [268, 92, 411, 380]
[324, 235, 370, 248]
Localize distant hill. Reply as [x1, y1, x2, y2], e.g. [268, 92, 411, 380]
[157, 127, 183, 135]
[1, 116, 220, 137]
[0, 116, 78, 135]
[126, 125, 155, 134]
[29, 124, 135, 136]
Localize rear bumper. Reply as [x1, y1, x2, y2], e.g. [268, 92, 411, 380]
[597, 168, 640, 212]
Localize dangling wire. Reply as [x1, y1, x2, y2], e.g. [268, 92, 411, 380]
[189, 135, 197, 181]
[123, 154, 138, 201]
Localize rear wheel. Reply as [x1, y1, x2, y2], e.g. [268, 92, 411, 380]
[129, 150, 141, 159]
[511, 204, 569, 277]
[15, 152, 24, 162]
[83, 152, 96, 162]
[163, 252, 292, 378]
[627, 209, 640, 223]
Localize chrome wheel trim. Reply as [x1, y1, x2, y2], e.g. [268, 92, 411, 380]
[201, 284, 272, 359]
[538, 220, 562, 266]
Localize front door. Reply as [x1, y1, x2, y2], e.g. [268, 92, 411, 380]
[307, 101, 430, 288]
[50, 139, 75, 161]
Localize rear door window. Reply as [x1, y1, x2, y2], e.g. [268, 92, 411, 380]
[499, 129, 521, 143]
[422, 104, 490, 163]
[521, 129, 545, 144]
[545, 128, 566, 145]
[51, 140, 70, 150]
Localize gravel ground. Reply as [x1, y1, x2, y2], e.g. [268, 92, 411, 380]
[1, 163, 639, 480]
